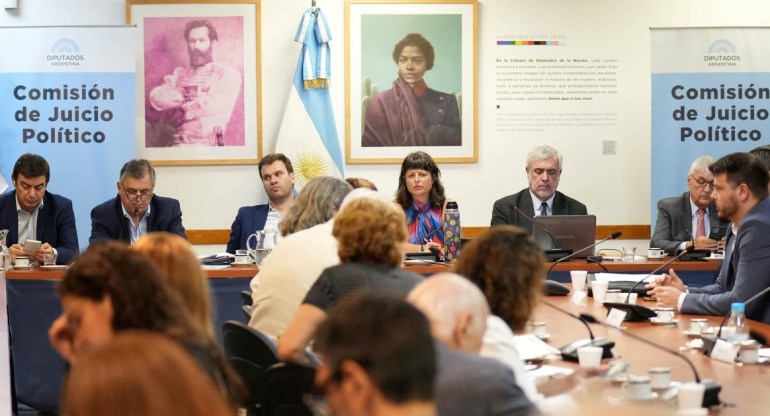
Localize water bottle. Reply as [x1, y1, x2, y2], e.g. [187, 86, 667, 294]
[443, 201, 461, 263]
[724, 302, 750, 342]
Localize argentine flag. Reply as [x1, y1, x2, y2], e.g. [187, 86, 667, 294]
[275, 7, 344, 189]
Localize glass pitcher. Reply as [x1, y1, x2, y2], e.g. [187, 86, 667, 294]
[0, 229, 10, 270]
[246, 229, 277, 267]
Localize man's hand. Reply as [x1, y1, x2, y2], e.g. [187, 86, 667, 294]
[8, 244, 30, 263]
[693, 236, 718, 251]
[32, 243, 53, 263]
[645, 268, 686, 293]
[650, 286, 684, 310]
[48, 315, 77, 364]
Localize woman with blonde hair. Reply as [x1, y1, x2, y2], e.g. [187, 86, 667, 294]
[277, 197, 423, 362]
[132, 232, 214, 336]
[62, 331, 235, 416]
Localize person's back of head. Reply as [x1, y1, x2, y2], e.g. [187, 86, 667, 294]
[333, 197, 406, 266]
[313, 292, 436, 416]
[407, 273, 490, 353]
[454, 226, 544, 333]
[62, 331, 234, 416]
[279, 176, 353, 236]
[132, 232, 213, 336]
[750, 144, 770, 173]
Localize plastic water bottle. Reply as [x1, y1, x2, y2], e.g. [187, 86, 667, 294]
[724, 302, 750, 342]
[443, 201, 461, 263]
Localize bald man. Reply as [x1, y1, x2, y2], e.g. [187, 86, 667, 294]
[408, 273, 535, 416]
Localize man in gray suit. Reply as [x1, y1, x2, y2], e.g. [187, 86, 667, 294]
[648, 153, 770, 324]
[408, 273, 535, 416]
[491, 145, 586, 233]
[650, 155, 729, 255]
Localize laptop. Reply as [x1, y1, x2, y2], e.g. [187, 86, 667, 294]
[532, 215, 597, 258]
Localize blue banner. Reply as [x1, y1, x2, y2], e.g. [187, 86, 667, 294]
[0, 27, 136, 249]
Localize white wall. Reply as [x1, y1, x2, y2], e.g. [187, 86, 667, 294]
[4, 0, 770, 254]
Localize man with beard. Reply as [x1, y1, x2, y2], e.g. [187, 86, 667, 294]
[647, 153, 770, 324]
[490, 145, 587, 233]
[89, 159, 186, 245]
[650, 155, 729, 255]
[149, 19, 241, 146]
[226, 153, 295, 253]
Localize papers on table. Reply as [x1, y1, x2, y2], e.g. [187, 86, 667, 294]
[512, 334, 562, 361]
[594, 272, 662, 283]
[527, 365, 575, 383]
[199, 252, 234, 265]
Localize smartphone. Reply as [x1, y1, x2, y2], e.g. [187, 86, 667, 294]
[23, 239, 42, 253]
[708, 226, 727, 241]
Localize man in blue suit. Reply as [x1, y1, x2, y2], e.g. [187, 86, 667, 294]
[0, 154, 78, 265]
[649, 152, 770, 324]
[226, 153, 294, 253]
[89, 159, 186, 245]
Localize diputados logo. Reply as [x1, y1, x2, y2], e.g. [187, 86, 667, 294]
[46, 38, 85, 67]
[703, 39, 741, 67]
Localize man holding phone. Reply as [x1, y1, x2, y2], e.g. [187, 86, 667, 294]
[650, 155, 729, 255]
[0, 154, 78, 265]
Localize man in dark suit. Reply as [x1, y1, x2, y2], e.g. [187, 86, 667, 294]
[649, 153, 770, 323]
[490, 145, 586, 233]
[409, 273, 535, 416]
[226, 153, 294, 253]
[89, 159, 185, 245]
[0, 154, 78, 265]
[650, 155, 729, 255]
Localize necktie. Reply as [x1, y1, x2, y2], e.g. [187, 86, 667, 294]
[696, 208, 706, 238]
[539, 202, 548, 217]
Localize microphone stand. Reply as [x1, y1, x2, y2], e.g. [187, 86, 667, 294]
[702, 283, 770, 357]
[542, 300, 615, 362]
[512, 206, 572, 262]
[546, 232, 622, 281]
[602, 249, 690, 322]
[580, 313, 722, 408]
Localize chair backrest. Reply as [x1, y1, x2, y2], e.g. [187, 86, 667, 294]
[261, 362, 315, 416]
[222, 320, 281, 408]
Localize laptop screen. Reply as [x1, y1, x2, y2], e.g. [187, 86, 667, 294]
[532, 215, 597, 258]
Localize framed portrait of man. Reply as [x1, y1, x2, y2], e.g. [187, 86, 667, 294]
[127, 0, 261, 165]
[346, 0, 477, 163]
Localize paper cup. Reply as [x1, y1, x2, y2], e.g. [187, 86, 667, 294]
[570, 270, 588, 291]
[592, 280, 609, 303]
[577, 346, 603, 368]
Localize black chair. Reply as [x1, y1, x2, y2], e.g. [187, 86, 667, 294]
[222, 321, 281, 416]
[241, 290, 254, 306]
[261, 363, 315, 416]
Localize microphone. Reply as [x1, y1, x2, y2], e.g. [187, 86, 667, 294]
[702, 283, 770, 357]
[678, 228, 710, 261]
[419, 227, 443, 253]
[546, 231, 621, 281]
[580, 313, 722, 408]
[600, 249, 691, 322]
[512, 206, 571, 261]
[541, 300, 615, 362]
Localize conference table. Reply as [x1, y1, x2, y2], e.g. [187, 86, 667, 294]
[3, 257, 725, 414]
[533, 292, 770, 415]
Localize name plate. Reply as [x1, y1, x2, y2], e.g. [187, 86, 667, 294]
[711, 339, 740, 363]
[606, 308, 628, 328]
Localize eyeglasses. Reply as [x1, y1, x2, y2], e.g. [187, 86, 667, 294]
[120, 184, 153, 202]
[689, 175, 714, 189]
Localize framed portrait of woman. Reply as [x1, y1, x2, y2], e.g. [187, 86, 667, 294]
[345, 0, 477, 163]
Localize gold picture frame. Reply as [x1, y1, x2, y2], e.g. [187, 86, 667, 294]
[126, 0, 261, 166]
[345, 0, 477, 164]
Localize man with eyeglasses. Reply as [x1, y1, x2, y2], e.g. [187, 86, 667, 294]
[650, 155, 729, 255]
[648, 153, 770, 323]
[89, 159, 186, 245]
[0, 153, 78, 265]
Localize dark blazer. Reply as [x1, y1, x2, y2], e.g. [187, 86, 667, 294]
[490, 188, 588, 233]
[650, 191, 728, 255]
[226, 204, 269, 254]
[683, 196, 770, 324]
[435, 341, 533, 416]
[89, 195, 186, 245]
[0, 190, 78, 265]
